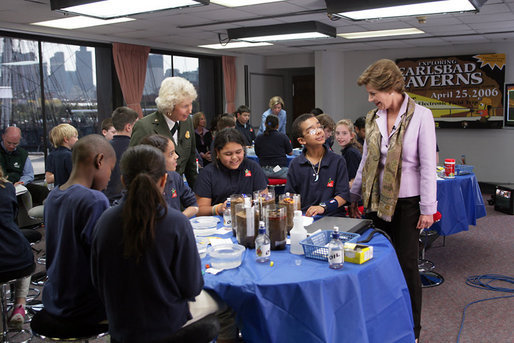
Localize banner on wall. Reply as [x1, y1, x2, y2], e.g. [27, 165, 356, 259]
[396, 54, 505, 128]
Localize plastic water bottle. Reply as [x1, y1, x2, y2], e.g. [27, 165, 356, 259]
[328, 226, 344, 270]
[289, 210, 307, 255]
[255, 221, 270, 263]
[223, 198, 231, 227]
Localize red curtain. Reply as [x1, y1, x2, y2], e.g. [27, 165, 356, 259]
[112, 42, 151, 118]
[222, 56, 237, 114]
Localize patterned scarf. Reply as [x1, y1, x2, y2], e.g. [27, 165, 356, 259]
[361, 96, 416, 222]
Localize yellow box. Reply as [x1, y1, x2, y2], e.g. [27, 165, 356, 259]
[343, 243, 373, 264]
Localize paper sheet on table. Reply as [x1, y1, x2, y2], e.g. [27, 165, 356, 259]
[209, 238, 233, 246]
[15, 184, 28, 196]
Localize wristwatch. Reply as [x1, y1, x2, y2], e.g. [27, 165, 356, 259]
[319, 202, 327, 212]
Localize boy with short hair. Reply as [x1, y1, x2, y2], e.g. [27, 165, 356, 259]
[285, 113, 350, 217]
[104, 106, 138, 204]
[100, 118, 116, 141]
[234, 105, 255, 146]
[45, 123, 78, 187]
[42, 134, 115, 330]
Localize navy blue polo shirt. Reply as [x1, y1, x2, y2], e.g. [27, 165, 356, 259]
[235, 120, 256, 146]
[254, 130, 292, 167]
[285, 146, 350, 216]
[194, 158, 268, 205]
[104, 135, 131, 203]
[341, 145, 362, 180]
[46, 146, 73, 187]
[164, 171, 197, 211]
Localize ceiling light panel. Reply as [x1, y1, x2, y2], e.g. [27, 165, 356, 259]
[31, 16, 134, 29]
[50, 0, 209, 19]
[211, 0, 285, 7]
[199, 41, 273, 49]
[338, 28, 424, 39]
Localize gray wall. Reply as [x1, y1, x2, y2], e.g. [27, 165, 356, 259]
[234, 41, 514, 184]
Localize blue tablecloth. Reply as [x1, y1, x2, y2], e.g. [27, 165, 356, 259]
[433, 173, 486, 236]
[203, 228, 415, 343]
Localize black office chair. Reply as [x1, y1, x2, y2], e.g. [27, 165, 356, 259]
[30, 309, 108, 343]
[109, 314, 220, 343]
[419, 211, 444, 288]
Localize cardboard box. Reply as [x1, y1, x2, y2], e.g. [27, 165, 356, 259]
[344, 243, 373, 264]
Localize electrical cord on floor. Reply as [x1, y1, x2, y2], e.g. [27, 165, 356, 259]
[357, 226, 393, 245]
[456, 274, 514, 343]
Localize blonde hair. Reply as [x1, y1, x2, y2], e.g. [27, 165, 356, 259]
[192, 112, 205, 129]
[357, 59, 405, 93]
[0, 165, 8, 187]
[155, 77, 198, 113]
[336, 119, 362, 151]
[50, 124, 78, 148]
[268, 96, 284, 109]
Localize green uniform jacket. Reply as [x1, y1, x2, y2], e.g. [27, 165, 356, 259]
[130, 111, 198, 188]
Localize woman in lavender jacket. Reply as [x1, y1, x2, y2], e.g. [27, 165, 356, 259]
[349, 59, 437, 343]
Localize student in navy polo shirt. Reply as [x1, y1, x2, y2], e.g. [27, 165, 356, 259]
[195, 128, 268, 216]
[140, 134, 198, 218]
[234, 105, 255, 146]
[45, 123, 78, 187]
[42, 134, 115, 332]
[254, 114, 292, 179]
[285, 113, 350, 217]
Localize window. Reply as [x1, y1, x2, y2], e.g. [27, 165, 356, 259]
[1, 35, 97, 175]
[142, 53, 199, 116]
[42, 42, 97, 137]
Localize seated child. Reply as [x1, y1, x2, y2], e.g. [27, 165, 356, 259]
[254, 114, 292, 179]
[100, 117, 116, 141]
[195, 128, 267, 216]
[335, 119, 362, 188]
[285, 113, 350, 217]
[104, 106, 139, 204]
[0, 167, 35, 329]
[42, 134, 115, 329]
[45, 124, 78, 187]
[140, 134, 198, 218]
[91, 145, 237, 343]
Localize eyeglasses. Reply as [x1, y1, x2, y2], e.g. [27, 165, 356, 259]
[304, 125, 324, 137]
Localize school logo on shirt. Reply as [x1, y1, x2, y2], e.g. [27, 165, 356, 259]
[185, 130, 190, 139]
[171, 188, 177, 198]
[327, 178, 334, 188]
[245, 169, 252, 177]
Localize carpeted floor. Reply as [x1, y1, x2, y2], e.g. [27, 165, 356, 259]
[7, 193, 513, 343]
[420, 194, 514, 343]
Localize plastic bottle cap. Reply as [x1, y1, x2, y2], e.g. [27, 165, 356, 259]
[333, 226, 339, 232]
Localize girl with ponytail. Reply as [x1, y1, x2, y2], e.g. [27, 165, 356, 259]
[91, 145, 237, 343]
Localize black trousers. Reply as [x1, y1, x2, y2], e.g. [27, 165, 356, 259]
[369, 196, 422, 339]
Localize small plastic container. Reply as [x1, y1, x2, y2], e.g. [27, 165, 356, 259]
[196, 242, 207, 259]
[300, 230, 360, 261]
[190, 216, 219, 236]
[207, 244, 246, 270]
[456, 164, 474, 175]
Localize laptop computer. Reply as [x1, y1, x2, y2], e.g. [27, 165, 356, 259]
[304, 216, 372, 234]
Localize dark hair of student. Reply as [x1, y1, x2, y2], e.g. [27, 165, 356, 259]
[120, 145, 167, 261]
[111, 106, 138, 132]
[235, 105, 250, 117]
[292, 113, 314, 142]
[354, 116, 366, 130]
[310, 107, 324, 116]
[264, 114, 279, 136]
[216, 115, 236, 132]
[213, 128, 246, 169]
[139, 134, 170, 153]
